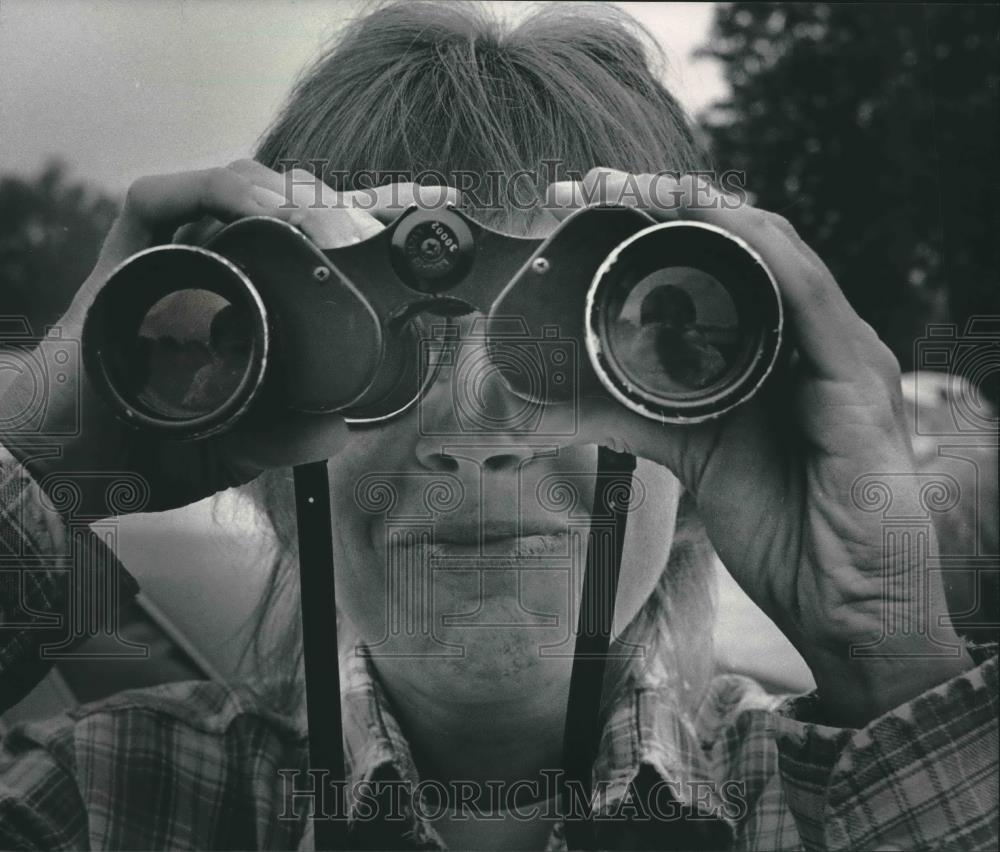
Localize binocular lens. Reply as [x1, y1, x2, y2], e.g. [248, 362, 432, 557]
[604, 267, 742, 397]
[589, 222, 782, 422]
[128, 289, 255, 419]
[85, 246, 268, 438]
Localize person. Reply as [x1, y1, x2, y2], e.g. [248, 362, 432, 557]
[637, 284, 728, 390]
[0, 3, 996, 850]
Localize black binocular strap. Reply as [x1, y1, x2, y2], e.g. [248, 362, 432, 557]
[293, 449, 636, 851]
[561, 447, 637, 851]
[294, 462, 348, 851]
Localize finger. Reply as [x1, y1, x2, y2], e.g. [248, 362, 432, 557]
[227, 158, 333, 209]
[227, 160, 384, 248]
[227, 161, 461, 223]
[172, 215, 227, 247]
[236, 161, 341, 216]
[350, 182, 462, 223]
[275, 198, 384, 250]
[94, 167, 280, 278]
[119, 167, 271, 237]
[545, 168, 685, 222]
[667, 175, 895, 382]
[549, 170, 895, 384]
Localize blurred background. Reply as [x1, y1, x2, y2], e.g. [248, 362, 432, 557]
[1, 2, 997, 720]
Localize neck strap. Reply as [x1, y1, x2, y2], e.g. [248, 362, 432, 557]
[561, 447, 637, 850]
[294, 461, 347, 850]
[294, 448, 637, 851]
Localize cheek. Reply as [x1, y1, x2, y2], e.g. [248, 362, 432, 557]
[613, 459, 680, 635]
[324, 427, 415, 641]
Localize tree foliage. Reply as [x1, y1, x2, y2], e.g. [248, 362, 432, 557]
[0, 161, 119, 338]
[698, 2, 1000, 368]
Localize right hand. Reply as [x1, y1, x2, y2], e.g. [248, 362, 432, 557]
[0, 161, 452, 517]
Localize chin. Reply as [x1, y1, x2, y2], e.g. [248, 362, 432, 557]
[349, 555, 577, 677]
[375, 623, 576, 694]
[345, 522, 587, 675]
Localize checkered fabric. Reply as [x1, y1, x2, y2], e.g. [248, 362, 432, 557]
[1, 453, 997, 851]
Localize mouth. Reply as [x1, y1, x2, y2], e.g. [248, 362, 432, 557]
[378, 519, 573, 565]
[433, 519, 565, 545]
[427, 531, 571, 559]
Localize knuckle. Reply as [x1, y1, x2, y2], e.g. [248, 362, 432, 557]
[858, 327, 905, 417]
[874, 338, 903, 381]
[289, 169, 327, 208]
[582, 166, 624, 198]
[124, 175, 156, 215]
[871, 374, 907, 432]
[887, 380, 906, 422]
[763, 210, 798, 238]
[582, 166, 611, 184]
[739, 204, 771, 232]
[413, 183, 450, 209]
[802, 259, 832, 295]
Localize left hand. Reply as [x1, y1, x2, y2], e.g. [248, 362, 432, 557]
[548, 169, 973, 725]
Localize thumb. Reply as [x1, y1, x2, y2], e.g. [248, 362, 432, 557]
[572, 393, 708, 494]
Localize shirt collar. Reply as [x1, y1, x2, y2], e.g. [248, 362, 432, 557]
[341, 645, 420, 793]
[337, 643, 737, 845]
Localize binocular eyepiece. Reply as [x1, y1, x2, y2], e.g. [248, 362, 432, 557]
[82, 204, 783, 439]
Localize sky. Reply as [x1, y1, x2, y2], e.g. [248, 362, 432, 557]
[0, 1, 726, 195]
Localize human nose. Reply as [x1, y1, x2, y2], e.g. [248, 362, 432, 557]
[414, 315, 564, 474]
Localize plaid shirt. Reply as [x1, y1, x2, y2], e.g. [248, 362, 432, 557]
[1, 454, 998, 851]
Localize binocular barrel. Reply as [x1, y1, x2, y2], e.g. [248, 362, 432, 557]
[83, 245, 271, 436]
[82, 206, 783, 439]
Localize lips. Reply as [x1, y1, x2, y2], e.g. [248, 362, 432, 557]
[431, 518, 565, 545]
[374, 516, 573, 566]
[399, 532, 572, 565]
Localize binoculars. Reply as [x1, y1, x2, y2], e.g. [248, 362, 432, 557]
[82, 203, 783, 439]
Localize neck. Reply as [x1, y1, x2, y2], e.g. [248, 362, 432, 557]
[374, 654, 572, 804]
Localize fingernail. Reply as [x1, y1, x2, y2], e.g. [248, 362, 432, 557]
[252, 185, 288, 210]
